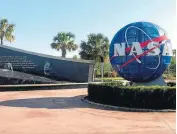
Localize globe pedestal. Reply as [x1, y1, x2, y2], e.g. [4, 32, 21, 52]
[132, 76, 166, 86]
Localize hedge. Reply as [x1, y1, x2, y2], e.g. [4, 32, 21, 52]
[88, 82, 176, 110]
[167, 81, 176, 87]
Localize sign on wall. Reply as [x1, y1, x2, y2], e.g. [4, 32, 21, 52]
[0, 45, 94, 84]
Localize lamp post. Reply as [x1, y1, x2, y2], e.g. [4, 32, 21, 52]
[101, 44, 107, 82]
[100, 55, 104, 82]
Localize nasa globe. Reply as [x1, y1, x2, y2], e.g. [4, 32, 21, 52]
[109, 22, 173, 82]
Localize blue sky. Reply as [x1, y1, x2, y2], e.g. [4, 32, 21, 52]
[0, 0, 176, 58]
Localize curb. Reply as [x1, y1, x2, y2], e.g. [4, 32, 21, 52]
[82, 97, 176, 112]
[0, 83, 88, 92]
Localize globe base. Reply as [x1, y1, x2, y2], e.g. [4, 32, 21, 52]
[132, 76, 166, 86]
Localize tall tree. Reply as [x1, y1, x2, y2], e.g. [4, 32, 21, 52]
[50, 32, 78, 58]
[79, 33, 109, 62]
[0, 19, 15, 45]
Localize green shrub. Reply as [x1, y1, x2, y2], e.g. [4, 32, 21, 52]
[104, 72, 110, 77]
[167, 82, 176, 87]
[94, 62, 116, 78]
[163, 74, 176, 80]
[97, 77, 124, 82]
[110, 71, 117, 77]
[88, 82, 176, 109]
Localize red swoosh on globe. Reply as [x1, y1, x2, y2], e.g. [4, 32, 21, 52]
[118, 42, 163, 69]
[125, 35, 167, 52]
[110, 35, 167, 61]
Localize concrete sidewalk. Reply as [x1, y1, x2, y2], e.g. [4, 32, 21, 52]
[0, 89, 175, 134]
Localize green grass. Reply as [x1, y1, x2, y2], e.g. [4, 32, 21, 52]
[96, 75, 176, 81]
[96, 77, 124, 81]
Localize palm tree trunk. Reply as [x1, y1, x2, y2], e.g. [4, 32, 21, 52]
[0, 31, 5, 45]
[61, 49, 66, 58]
[0, 37, 3, 45]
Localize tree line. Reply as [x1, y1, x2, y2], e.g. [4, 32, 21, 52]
[50, 32, 109, 61]
[0, 18, 175, 78]
[0, 19, 109, 61]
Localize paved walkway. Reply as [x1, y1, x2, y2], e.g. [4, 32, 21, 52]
[0, 89, 175, 134]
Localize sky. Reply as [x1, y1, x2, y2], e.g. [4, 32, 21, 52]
[0, 0, 176, 58]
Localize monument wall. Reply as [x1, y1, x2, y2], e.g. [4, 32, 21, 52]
[0, 45, 94, 83]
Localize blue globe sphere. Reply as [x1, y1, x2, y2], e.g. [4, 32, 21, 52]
[109, 22, 173, 82]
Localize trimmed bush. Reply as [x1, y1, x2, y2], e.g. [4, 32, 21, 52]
[88, 82, 176, 110]
[104, 72, 110, 77]
[163, 74, 176, 80]
[110, 71, 117, 77]
[167, 82, 176, 87]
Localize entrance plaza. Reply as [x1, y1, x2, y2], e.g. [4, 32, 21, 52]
[0, 88, 175, 134]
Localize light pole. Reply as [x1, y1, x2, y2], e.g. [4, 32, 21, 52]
[101, 55, 104, 82]
[101, 44, 107, 82]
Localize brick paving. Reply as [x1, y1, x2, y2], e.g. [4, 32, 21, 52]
[0, 89, 175, 134]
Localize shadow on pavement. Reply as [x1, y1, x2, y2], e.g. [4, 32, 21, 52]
[0, 95, 113, 111]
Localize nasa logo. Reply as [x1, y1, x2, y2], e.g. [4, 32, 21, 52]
[109, 22, 173, 82]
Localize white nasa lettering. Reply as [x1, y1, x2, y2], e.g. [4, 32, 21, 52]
[162, 41, 173, 56]
[129, 42, 143, 56]
[114, 43, 126, 56]
[113, 40, 172, 56]
[147, 42, 160, 56]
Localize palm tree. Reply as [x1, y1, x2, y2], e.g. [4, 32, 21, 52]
[79, 33, 109, 80]
[79, 33, 109, 62]
[0, 19, 15, 45]
[50, 32, 78, 58]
